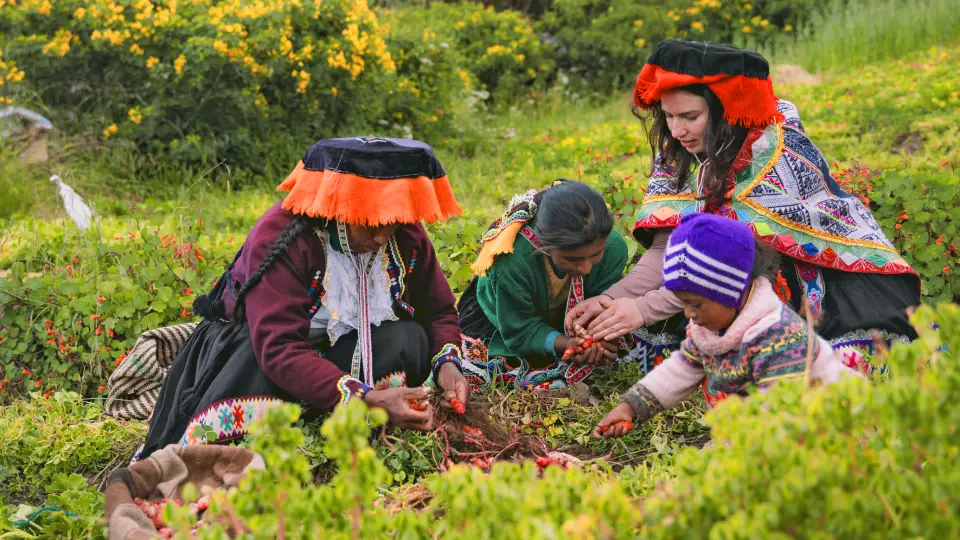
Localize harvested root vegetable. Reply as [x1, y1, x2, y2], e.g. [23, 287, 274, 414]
[462, 426, 483, 438]
[408, 398, 428, 412]
[599, 420, 633, 432]
[451, 398, 466, 415]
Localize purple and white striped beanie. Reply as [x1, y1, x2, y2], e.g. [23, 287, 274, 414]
[662, 213, 755, 308]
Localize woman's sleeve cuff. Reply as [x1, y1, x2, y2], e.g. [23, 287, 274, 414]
[337, 375, 373, 405]
[431, 343, 463, 381]
[544, 330, 561, 356]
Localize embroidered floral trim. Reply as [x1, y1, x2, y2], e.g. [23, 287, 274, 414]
[338, 375, 372, 405]
[180, 395, 286, 446]
[387, 237, 415, 316]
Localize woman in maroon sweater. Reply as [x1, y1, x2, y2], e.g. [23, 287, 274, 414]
[140, 137, 469, 459]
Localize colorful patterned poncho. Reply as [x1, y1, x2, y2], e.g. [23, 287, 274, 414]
[632, 100, 917, 281]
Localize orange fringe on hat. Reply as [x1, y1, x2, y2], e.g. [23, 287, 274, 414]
[277, 161, 463, 226]
[633, 64, 784, 129]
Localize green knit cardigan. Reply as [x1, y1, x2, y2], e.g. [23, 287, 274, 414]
[476, 229, 628, 360]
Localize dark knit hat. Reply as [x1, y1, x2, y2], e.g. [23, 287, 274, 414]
[662, 213, 755, 307]
[277, 136, 462, 226]
[634, 40, 784, 128]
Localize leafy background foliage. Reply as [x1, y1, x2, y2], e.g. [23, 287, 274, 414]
[1, 0, 959, 536]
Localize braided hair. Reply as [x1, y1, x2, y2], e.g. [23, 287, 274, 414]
[193, 214, 313, 322]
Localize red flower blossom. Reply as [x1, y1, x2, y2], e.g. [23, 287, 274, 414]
[944, 266, 950, 274]
[90, 314, 101, 320]
[128, 232, 137, 239]
[96, 296, 106, 303]
[942, 160, 950, 168]
[21, 369, 31, 376]
[937, 236, 945, 244]
[35, 379, 42, 388]
[99, 385, 107, 392]
[624, 175, 633, 181]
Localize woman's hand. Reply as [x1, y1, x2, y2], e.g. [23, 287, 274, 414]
[570, 338, 618, 366]
[437, 362, 470, 411]
[593, 402, 637, 439]
[565, 295, 611, 335]
[587, 297, 645, 342]
[364, 386, 434, 431]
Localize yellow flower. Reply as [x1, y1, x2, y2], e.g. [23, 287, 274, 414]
[455, 21, 465, 30]
[514, 54, 525, 63]
[331, 87, 338, 96]
[212, 40, 228, 55]
[74, 7, 86, 19]
[37, 1, 51, 15]
[785, 24, 794, 32]
[742, 25, 752, 33]
[103, 124, 118, 138]
[174, 54, 186, 75]
[128, 108, 143, 125]
[129, 44, 144, 56]
[430, 115, 438, 122]
[146, 56, 159, 69]
[633, 19, 644, 26]
[635, 38, 646, 48]
[691, 21, 705, 32]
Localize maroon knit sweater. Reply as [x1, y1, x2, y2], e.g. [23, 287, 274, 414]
[220, 203, 462, 410]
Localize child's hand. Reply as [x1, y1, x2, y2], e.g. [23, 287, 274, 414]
[593, 402, 637, 439]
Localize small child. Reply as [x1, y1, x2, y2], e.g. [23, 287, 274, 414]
[595, 213, 853, 438]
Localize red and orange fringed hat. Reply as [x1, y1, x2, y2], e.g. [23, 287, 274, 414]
[633, 40, 784, 129]
[277, 136, 462, 225]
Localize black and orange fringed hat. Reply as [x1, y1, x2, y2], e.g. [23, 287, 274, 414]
[277, 137, 462, 225]
[633, 40, 784, 128]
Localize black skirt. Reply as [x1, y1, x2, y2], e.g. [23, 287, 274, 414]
[781, 260, 920, 341]
[140, 318, 430, 460]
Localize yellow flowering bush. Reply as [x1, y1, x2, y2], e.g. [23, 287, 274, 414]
[0, 0, 405, 170]
[385, 3, 553, 105]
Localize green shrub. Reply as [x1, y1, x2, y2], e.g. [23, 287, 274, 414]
[0, 0, 433, 175]
[536, 0, 830, 93]
[0, 391, 144, 505]
[634, 303, 960, 537]
[0, 210, 231, 397]
[386, 3, 554, 106]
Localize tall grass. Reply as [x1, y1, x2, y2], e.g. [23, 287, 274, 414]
[749, 0, 960, 72]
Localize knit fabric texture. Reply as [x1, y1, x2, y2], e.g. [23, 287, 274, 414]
[663, 213, 755, 307]
[475, 229, 627, 359]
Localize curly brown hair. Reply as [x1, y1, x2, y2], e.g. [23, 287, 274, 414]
[634, 84, 749, 209]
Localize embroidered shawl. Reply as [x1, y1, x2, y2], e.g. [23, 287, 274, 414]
[632, 100, 917, 277]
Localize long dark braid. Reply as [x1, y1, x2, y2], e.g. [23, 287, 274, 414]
[231, 214, 312, 322]
[192, 249, 242, 319]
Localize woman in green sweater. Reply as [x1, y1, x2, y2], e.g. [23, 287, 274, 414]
[457, 180, 628, 390]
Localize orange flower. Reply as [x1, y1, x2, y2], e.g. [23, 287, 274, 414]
[584, 146, 591, 153]
[115, 353, 126, 366]
[128, 232, 137, 239]
[942, 160, 950, 168]
[895, 223, 901, 230]
[90, 314, 101, 320]
[944, 266, 950, 274]
[937, 236, 945, 244]
[96, 296, 106, 302]
[35, 379, 42, 388]
[99, 385, 107, 392]
[95, 325, 103, 336]
[21, 369, 31, 375]
[109, 329, 116, 338]
[624, 175, 633, 181]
